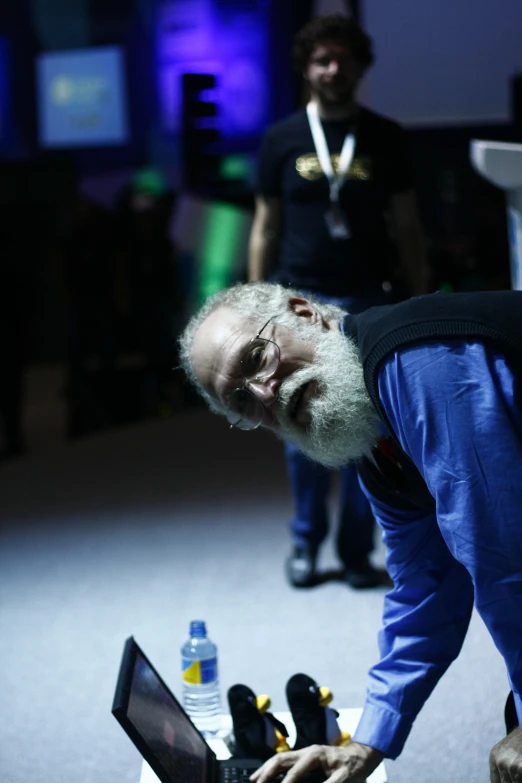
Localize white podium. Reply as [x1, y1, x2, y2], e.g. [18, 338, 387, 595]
[139, 708, 387, 783]
[470, 139, 522, 290]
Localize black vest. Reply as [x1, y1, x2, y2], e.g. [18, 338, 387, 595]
[344, 291, 522, 510]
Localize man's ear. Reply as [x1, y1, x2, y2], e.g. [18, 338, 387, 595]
[288, 296, 323, 325]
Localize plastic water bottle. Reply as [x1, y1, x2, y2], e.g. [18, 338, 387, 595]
[181, 620, 221, 736]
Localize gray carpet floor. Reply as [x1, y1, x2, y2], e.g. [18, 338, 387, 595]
[0, 406, 510, 783]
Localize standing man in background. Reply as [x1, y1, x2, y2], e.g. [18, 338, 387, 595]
[248, 14, 428, 589]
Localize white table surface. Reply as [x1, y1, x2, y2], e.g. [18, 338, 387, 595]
[139, 709, 387, 783]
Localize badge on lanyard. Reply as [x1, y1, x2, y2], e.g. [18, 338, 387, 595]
[324, 202, 351, 240]
[306, 101, 355, 241]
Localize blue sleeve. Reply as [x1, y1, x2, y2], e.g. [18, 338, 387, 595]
[352, 494, 474, 757]
[354, 341, 522, 757]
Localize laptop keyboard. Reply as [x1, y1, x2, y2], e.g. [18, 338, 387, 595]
[221, 768, 285, 783]
[221, 767, 255, 782]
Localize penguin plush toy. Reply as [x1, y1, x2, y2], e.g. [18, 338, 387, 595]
[286, 673, 351, 749]
[228, 684, 290, 761]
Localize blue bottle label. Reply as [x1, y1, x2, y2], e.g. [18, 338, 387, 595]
[182, 656, 218, 684]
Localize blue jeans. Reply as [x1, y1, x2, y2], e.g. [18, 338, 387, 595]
[285, 291, 386, 566]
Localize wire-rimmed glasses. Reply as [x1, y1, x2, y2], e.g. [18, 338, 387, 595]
[226, 317, 280, 431]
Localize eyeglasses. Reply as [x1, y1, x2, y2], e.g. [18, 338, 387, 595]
[226, 316, 280, 431]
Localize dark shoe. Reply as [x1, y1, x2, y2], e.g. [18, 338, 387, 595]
[345, 558, 383, 589]
[285, 548, 317, 588]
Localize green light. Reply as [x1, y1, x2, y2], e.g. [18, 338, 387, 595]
[197, 203, 245, 305]
[220, 154, 250, 181]
[132, 167, 167, 195]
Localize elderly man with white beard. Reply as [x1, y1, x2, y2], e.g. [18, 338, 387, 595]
[179, 281, 522, 783]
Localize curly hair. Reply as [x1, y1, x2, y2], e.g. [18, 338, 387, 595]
[293, 14, 374, 72]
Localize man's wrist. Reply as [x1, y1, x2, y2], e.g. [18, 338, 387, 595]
[357, 741, 385, 763]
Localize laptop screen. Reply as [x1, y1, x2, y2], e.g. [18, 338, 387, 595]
[112, 637, 212, 783]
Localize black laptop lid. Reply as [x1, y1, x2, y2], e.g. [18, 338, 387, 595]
[112, 636, 216, 783]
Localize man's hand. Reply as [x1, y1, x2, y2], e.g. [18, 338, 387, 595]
[250, 742, 384, 783]
[490, 727, 522, 782]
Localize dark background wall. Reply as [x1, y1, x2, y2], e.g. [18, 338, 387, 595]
[0, 0, 519, 368]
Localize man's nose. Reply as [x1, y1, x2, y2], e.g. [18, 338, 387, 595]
[245, 376, 280, 406]
[327, 59, 339, 75]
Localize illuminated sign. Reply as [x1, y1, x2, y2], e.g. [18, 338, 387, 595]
[156, 1, 269, 140]
[37, 46, 128, 148]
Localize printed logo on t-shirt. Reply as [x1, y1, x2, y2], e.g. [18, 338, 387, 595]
[295, 153, 372, 181]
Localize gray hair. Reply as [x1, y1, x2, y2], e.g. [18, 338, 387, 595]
[178, 281, 345, 409]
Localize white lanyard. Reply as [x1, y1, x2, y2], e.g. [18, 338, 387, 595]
[306, 100, 356, 203]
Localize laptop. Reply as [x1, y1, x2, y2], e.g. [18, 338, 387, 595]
[112, 636, 324, 783]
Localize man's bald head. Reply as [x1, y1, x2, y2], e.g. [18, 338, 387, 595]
[190, 305, 251, 412]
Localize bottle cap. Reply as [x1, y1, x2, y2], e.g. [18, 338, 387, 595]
[189, 620, 207, 638]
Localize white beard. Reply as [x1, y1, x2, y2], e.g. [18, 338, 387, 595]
[274, 319, 380, 468]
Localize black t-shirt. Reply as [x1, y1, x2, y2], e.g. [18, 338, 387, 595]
[255, 106, 415, 297]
